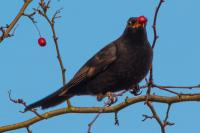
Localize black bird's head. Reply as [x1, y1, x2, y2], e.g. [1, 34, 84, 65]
[123, 16, 148, 39]
[127, 16, 147, 31]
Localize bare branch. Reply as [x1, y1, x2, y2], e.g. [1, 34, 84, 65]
[148, 0, 165, 97]
[8, 90, 44, 119]
[145, 102, 175, 133]
[163, 104, 174, 127]
[142, 114, 154, 121]
[88, 112, 102, 133]
[23, 12, 37, 23]
[35, 1, 66, 87]
[26, 126, 32, 133]
[152, 0, 165, 49]
[147, 102, 164, 133]
[52, 8, 63, 23]
[153, 84, 200, 90]
[0, 0, 33, 43]
[114, 111, 119, 126]
[2, 94, 200, 132]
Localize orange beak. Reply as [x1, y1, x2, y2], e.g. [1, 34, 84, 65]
[132, 22, 145, 28]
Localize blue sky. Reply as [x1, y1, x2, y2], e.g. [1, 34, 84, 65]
[1, 0, 200, 133]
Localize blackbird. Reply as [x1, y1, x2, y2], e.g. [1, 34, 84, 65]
[25, 16, 153, 111]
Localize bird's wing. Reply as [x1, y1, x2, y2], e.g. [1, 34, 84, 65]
[59, 43, 118, 96]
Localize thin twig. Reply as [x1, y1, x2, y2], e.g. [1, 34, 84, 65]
[147, 0, 165, 98]
[8, 90, 44, 119]
[163, 104, 174, 127]
[163, 104, 171, 125]
[142, 114, 154, 121]
[153, 84, 200, 90]
[88, 112, 102, 133]
[26, 126, 32, 133]
[114, 112, 119, 126]
[23, 12, 43, 37]
[23, 12, 37, 23]
[154, 85, 180, 95]
[152, 0, 165, 49]
[153, 84, 200, 95]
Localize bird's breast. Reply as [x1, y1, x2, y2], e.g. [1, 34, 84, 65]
[114, 43, 153, 88]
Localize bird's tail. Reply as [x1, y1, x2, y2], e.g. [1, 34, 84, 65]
[25, 86, 73, 111]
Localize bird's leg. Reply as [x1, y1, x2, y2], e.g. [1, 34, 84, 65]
[66, 100, 72, 108]
[104, 92, 118, 106]
[96, 92, 117, 106]
[130, 84, 142, 96]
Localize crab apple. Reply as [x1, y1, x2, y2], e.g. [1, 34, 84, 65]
[137, 16, 147, 24]
[38, 37, 46, 47]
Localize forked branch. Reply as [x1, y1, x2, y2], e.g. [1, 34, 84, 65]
[0, 0, 33, 43]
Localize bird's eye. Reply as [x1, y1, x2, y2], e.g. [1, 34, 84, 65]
[128, 21, 132, 25]
[128, 18, 137, 25]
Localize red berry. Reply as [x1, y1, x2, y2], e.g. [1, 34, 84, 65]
[137, 16, 147, 24]
[38, 37, 46, 47]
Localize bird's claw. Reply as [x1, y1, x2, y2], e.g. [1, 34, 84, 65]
[104, 92, 118, 106]
[130, 85, 142, 96]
